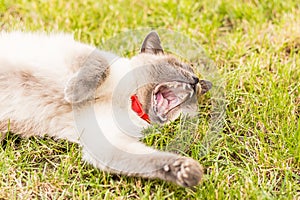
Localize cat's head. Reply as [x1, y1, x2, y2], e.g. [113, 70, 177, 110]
[130, 31, 212, 124]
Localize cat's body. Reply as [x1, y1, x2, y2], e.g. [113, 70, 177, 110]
[0, 31, 211, 187]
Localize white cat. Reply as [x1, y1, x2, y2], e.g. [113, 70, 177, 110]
[0, 31, 212, 187]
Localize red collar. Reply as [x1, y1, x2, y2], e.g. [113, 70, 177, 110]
[131, 95, 150, 123]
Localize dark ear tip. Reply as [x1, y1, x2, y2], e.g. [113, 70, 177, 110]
[200, 80, 212, 88]
[199, 80, 212, 94]
[143, 31, 161, 44]
[148, 31, 160, 37]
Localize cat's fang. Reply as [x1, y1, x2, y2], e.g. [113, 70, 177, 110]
[153, 97, 157, 106]
[173, 83, 179, 88]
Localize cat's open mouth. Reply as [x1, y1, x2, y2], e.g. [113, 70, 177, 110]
[152, 81, 195, 121]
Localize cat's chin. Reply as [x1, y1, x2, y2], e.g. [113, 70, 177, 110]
[151, 81, 196, 122]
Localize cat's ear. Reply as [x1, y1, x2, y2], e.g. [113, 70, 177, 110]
[198, 80, 212, 95]
[141, 31, 164, 54]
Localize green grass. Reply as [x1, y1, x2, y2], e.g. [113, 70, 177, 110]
[0, 0, 300, 199]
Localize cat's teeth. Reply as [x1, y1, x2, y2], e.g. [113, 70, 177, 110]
[171, 82, 181, 89]
[153, 96, 157, 105]
[189, 91, 194, 98]
[178, 94, 184, 99]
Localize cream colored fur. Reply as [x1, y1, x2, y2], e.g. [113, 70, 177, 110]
[0, 31, 206, 187]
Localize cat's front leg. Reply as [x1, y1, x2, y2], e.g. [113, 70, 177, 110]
[75, 106, 203, 187]
[81, 135, 203, 187]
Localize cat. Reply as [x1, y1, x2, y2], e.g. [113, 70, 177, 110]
[0, 31, 212, 187]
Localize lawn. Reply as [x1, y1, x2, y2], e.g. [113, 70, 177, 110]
[0, 0, 299, 199]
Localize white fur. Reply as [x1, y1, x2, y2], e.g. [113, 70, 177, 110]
[0, 31, 150, 166]
[0, 31, 203, 187]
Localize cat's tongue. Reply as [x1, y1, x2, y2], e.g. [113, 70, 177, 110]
[156, 90, 179, 115]
[156, 92, 169, 111]
[156, 93, 164, 106]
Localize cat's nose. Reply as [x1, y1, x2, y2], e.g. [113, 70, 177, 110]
[193, 76, 199, 84]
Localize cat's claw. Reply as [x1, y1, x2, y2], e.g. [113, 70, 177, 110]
[163, 157, 203, 187]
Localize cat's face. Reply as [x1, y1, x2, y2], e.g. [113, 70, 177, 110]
[130, 32, 212, 124]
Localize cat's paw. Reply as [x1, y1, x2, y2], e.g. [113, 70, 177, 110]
[163, 157, 203, 187]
